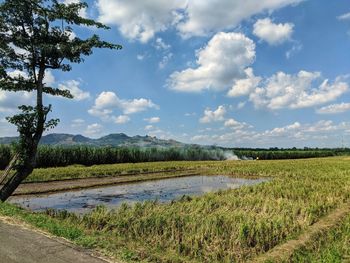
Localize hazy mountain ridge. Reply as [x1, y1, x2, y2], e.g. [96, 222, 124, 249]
[0, 133, 187, 148]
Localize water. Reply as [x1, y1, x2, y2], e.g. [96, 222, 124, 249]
[10, 175, 268, 214]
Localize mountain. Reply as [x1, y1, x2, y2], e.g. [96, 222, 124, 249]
[0, 133, 187, 148]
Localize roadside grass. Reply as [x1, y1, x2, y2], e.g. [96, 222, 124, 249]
[1, 157, 350, 262]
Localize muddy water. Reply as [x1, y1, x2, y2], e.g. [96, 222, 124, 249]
[10, 175, 268, 214]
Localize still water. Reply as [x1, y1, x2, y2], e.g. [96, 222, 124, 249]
[10, 175, 268, 214]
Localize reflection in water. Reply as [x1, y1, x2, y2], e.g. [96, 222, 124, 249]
[10, 175, 269, 214]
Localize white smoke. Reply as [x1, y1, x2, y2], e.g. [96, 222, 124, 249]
[223, 151, 240, 160]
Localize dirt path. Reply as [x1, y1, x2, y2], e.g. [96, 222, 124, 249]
[0, 217, 114, 263]
[12, 170, 200, 196]
[250, 203, 350, 262]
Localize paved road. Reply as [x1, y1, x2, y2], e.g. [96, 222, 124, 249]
[0, 219, 109, 263]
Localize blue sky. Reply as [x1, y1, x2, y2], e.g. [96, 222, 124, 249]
[1, 0, 350, 148]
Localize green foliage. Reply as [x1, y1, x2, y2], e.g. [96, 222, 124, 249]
[234, 148, 342, 160]
[0, 0, 121, 170]
[0, 0, 121, 200]
[0, 145, 229, 169]
[1, 145, 348, 170]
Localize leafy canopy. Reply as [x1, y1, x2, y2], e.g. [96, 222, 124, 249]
[0, 0, 121, 136]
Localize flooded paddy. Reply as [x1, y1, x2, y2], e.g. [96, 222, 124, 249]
[10, 175, 268, 214]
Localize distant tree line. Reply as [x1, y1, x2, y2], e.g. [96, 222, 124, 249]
[1, 145, 349, 170]
[0, 145, 227, 169]
[233, 147, 350, 160]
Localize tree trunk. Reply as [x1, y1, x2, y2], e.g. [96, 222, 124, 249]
[0, 151, 36, 202]
[0, 65, 45, 202]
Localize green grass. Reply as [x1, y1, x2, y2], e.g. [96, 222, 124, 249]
[1, 157, 350, 262]
[22, 161, 205, 182]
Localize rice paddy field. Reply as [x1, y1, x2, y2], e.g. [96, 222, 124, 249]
[1, 157, 350, 262]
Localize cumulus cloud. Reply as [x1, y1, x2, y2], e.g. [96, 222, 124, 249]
[253, 18, 294, 45]
[168, 32, 256, 93]
[144, 117, 160, 123]
[191, 120, 350, 147]
[113, 115, 130, 124]
[177, 0, 303, 37]
[317, 103, 350, 114]
[58, 80, 91, 101]
[96, 0, 303, 41]
[249, 71, 348, 110]
[227, 68, 261, 97]
[96, 0, 186, 43]
[199, 105, 226, 123]
[84, 123, 103, 137]
[224, 118, 252, 130]
[89, 91, 158, 122]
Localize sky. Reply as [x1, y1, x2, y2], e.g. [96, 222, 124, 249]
[1, 0, 350, 148]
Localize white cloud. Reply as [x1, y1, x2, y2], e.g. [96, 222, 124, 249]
[58, 80, 90, 101]
[190, 120, 350, 147]
[43, 70, 56, 86]
[144, 117, 160, 123]
[63, 0, 87, 18]
[317, 103, 350, 114]
[154, 37, 171, 50]
[263, 121, 301, 137]
[96, 0, 303, 41]
[89, 91, 158, 122]
[84, 123, 103, 137]
[113, 115, 130, 124]
[137, 54, 146, 61]
[0, 90, 34, 113]
[178, 0, 303, 37]
[227, 68, 261, 97]
[8, 69, 55, 86]
[337, 12, 350, 21]
[0, 118, 17, 137]
[199, 105, 226, 123]
[71, 118, 85, 128]
[145, 125, 154, 131]
[185, 112, 196, 117]
[168, 32, 256, 93]
[249, 71, 348, 110]
[159, 53, 173, 69]
[122, 98, 159, 115]
[253, 18, 294, 45]
[286, 42, 303, 59]
[96, 0, 186, 43]
[224, 118, 252, 130]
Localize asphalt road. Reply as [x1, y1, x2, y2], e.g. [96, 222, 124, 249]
[0, 219, 109, 263]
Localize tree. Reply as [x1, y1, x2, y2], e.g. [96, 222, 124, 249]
[0, 0, 121, 201]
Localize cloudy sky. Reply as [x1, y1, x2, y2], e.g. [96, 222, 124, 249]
[1, 0, 350, 148]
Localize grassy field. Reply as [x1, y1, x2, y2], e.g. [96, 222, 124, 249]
[1, 157, 350, 262]
[23, 161, 209, 182]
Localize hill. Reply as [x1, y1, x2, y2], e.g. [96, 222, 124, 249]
[0, 133, 186, 148]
